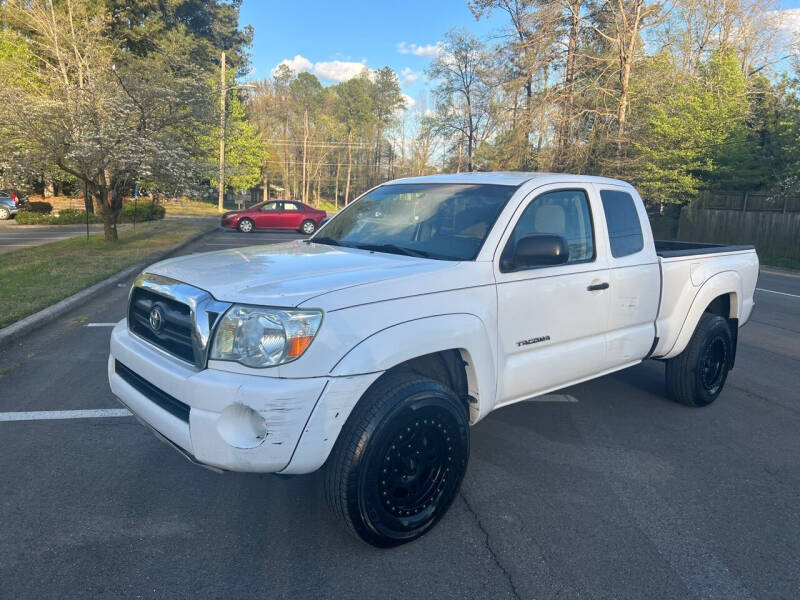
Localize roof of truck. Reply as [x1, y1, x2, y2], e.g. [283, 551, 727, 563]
[385, 171, 633, 188]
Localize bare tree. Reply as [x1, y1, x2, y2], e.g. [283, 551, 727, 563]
[427, 29, 494, 171]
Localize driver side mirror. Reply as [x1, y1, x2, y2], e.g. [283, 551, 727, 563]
[502, 234, 569, 272]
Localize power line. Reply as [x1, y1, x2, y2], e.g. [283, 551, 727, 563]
[262, 139, 370, 148]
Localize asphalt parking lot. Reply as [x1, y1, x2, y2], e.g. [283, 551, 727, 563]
[0, 221, 105, 253]
[1, 229, 798, 599]
[0, 216, 216, 253]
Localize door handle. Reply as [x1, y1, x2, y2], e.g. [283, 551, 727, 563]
[587, 282, 609, 291]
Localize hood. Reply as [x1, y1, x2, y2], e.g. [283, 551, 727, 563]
[145, 240, 458, 307]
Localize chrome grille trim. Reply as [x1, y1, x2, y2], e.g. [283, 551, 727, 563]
[128, 273, 231, 368]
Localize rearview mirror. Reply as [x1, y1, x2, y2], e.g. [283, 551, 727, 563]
[503, 234, 569, 271]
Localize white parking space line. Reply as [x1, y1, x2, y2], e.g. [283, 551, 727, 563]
[86, 323, 118, 327]
[0, 409, 132, 422]
[756, 288, 800, 299]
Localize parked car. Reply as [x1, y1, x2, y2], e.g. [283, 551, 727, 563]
[0, 189, 23, 220]
[221, 200, 327, 234]
[109, 172, 758, 547]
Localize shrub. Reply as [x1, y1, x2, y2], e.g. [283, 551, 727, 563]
[53, 209, 100, 224]
[25, 201, 53, 214]
[119, 201, 166, 222]
[15, 212, 54, 224]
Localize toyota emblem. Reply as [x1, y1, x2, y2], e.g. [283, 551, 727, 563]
[149, 305, 165, 332]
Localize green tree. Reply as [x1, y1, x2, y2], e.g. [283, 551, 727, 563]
[0, 0, 229, 240]
[203, 86, 263, 194]
[290, 72, 324, 203]
[635, 52, 750, 205]
[334, 76, 373, 203]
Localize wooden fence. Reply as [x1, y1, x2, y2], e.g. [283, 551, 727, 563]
[697, 191, 800, 213]
[678, 201, 800, 261]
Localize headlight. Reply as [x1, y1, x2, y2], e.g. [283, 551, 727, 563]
[209, 305, 323, 368]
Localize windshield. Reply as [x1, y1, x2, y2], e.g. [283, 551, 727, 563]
[312, 183, 517, 260]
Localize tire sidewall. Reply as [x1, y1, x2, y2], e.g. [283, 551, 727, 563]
[348, 381, 469, 547]
[692, 316, 732, 406]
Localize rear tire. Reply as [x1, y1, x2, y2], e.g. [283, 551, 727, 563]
[237, 218, 254, 233]
[300, 219, 316, 235]
[665, 313, 733, 407]
[324, 372, 469, 548]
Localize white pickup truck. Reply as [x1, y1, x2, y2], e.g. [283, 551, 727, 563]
[108, 172, 758, 547]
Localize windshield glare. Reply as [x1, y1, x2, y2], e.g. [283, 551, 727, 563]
[314, 183, 517, 260]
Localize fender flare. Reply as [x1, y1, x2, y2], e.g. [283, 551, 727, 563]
[662, 270, 742, 359]
[330, 313, 497, 422]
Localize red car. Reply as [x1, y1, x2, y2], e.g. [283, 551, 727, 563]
[221, 200, 327, 235]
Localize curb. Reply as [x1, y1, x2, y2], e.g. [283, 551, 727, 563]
[0, 226, 215, 349]
[760, 266, 800, 277]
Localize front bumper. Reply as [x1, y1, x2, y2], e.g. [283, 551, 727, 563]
[108, 320, 380, 474]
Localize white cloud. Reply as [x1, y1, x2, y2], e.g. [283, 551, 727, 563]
[271, 56, 372, 82]
[313, 60, 370, 82]
[396, 41, 443, 58]
[400, 67, 419, 86]
[402, 94, 416, 109]
[271, 54, 313, 76]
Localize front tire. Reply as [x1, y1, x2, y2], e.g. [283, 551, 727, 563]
[0, 207, 10, 220]
[237, 218, 254, 233]
[300, 219, 317, 235]
[325, 372, 469, 548]
[665, 313, 733, 407]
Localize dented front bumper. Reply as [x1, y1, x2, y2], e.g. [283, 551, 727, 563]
[108, 320, 380, 474]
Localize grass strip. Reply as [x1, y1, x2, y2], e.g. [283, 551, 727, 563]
[0, 221, 210, 327]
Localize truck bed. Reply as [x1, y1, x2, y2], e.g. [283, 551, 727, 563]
[655, 240, 755, 258]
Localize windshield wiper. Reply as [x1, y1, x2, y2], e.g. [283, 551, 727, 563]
[306, 236, 344, 247]
[351, 243, 431, 258]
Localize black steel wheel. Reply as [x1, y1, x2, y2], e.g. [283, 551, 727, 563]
[325, 372, 469, 547]
[666, 313, 733, 407]
[237, 218, 254, 233]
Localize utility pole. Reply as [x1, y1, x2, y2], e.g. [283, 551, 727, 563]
[218, 50, 226, 213]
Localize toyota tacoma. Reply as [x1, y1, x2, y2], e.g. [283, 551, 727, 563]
[108, 172, 758, 547]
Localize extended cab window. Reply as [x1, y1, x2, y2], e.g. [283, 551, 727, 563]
[601, 190, 644, 257]
[504, 189, 595, 266]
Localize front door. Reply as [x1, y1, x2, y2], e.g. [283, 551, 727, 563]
[254, 201, 281, 229]
[495, 186, 611, 405]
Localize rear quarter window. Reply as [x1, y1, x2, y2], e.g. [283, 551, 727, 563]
[600, 190, 644, 258]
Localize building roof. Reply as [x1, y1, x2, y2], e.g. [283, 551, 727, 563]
[385, 171, 633, 188]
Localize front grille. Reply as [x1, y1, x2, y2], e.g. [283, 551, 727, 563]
[115, 360, 190, 423]
[129, 287, 195, 363]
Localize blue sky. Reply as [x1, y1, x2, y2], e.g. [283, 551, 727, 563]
[239, 0, 506, 104]
[240, 0, 800, 104]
